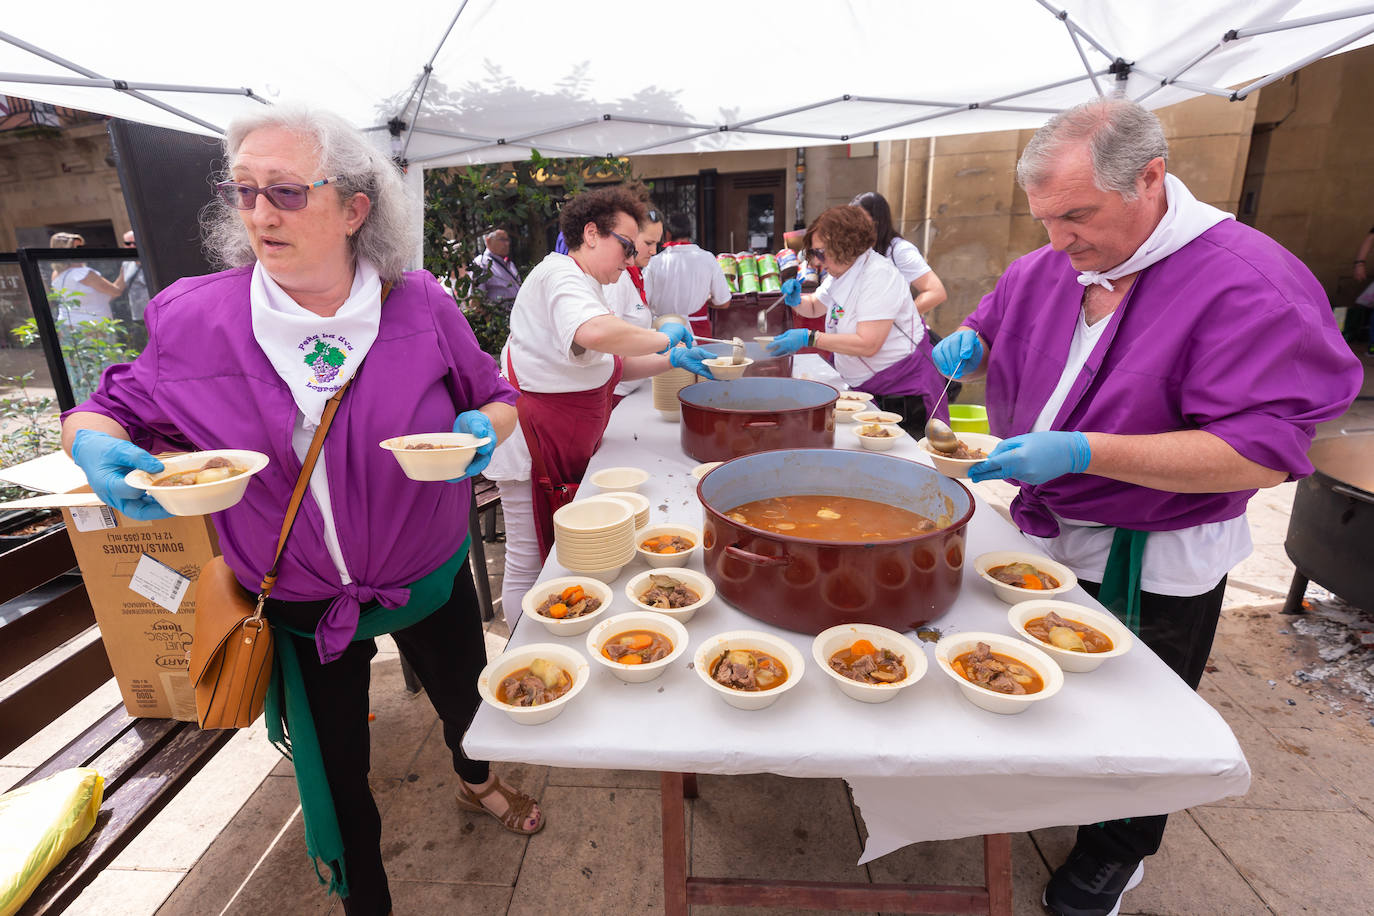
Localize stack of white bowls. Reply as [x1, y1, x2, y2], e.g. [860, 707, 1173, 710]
[652, 367, 697, 421]
[602, 491, 651, 529]
[553, 495, 638, 581]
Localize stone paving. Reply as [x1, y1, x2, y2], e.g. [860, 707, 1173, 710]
[4, 356, 1372, 916]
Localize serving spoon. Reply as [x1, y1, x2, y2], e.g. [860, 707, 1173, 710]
[924, 375, 961, 454]
[756, 298, 784, 334]
[694, 335, 747, 364]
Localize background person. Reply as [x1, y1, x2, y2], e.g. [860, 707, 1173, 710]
[768, 205, 948, 434]
[933, 97, 1362, 916]
[119, 230, 151, 349]
[605, 207, 665, 403]
[48, 231, 126, 325]
[60, 103, 539, 916]
[471, 227, 523, 310]
[643, 212, 731, 337]
[484, 187, 714, 625]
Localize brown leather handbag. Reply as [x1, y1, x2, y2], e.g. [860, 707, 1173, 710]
[188, 380, 352, 729]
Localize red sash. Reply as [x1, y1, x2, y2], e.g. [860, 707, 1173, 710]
[506, 351, 624, 559]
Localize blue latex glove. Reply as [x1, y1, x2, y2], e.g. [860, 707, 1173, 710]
[657, 322, 695, 352]
[451, 410, 496, 481]
[969, 431, 1091, 485]
[931, 329, 984, 379]
[780, 278, 802, 307]
[766, 328, 810, 357]
[668, 345, 717, 379]
[70, 429, 172, 520]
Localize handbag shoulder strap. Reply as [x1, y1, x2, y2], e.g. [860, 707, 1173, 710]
[257, 280, 393, 597]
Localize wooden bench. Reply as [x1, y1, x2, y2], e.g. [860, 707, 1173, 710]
[0, 526, 234, 916]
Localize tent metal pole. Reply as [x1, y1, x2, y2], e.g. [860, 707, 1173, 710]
[407, 126, 499, 142]
[981, 104, 1065, 114]
[500, 117, 605, 145]
[851, 96, 965, 109]
[604, 115, 718, 130]
[846, 107, 964, 140]
[1232, 20, 1374, 98]
[734, 126, 848, 141]
[400, 63, 434, 162]
[0, 30, 227, 133]
[729, 96, 850, 129]
[1034, 0, 1117, 61]
[1062, 18, 1105, 96]
[980, 69, 1111, 106]
[1231, 5, 1374, 39]
[1161, 78, 1237, 100]
[621, 126, 722, 156]
[396, 0, 471, 118]
[0, 71, 261, 97]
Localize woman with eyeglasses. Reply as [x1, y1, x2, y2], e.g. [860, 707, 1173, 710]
[486, 187, 714, 625]
[59, 103, 533, 916]
[48, 231, 127, 325]
[605, 206, 665, 403]
[768, 205, 949, 434]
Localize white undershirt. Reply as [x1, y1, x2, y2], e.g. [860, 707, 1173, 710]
[1023, 309, 1251, 596]
[291, 414, 351, 585]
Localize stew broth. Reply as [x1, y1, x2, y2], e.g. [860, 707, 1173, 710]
[725, 494, 942, 541]
[601, 629, 673, 665]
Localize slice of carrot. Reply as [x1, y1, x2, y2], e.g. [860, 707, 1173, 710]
[627, 633, 654, 650]
[1022, 574, 1045, 590]
[548, 602, 569, 619]
[620, 654, 644, 665]
[850, 639, 877, 657]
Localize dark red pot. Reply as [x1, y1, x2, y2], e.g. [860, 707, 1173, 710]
[679, 378, 836, 463]
[696, 448, 975, 635]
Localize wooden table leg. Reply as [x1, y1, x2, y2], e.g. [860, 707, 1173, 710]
[661, 772, 689, 916]
[983, 833, 1013, 916]
[682, 772, 698, 799]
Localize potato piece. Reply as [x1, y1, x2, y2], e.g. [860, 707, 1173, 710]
[1047, 626, 1087, 652]
[195, 466, 235, 484]
[816, 508, 841, 519]
[726, 650, 757, 669]
[528, 657, 561, 688]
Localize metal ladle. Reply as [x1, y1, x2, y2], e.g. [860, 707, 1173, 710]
[924, 375, 961, 453]
[757, 298, 784, 334]
[694, 334, 747, 364]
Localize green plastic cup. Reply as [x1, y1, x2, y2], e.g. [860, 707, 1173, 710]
[948, 403, 989, 434]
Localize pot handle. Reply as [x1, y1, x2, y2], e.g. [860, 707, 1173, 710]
[725, 544, 791, 567]
[743, 419, 779, 429]
[1332, 484, 1374, 505]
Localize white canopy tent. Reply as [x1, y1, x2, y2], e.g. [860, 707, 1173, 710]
[3, 1, 1374, 166]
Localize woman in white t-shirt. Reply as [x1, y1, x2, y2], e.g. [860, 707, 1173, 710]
[486, 187, 714, 622]
[767, 205, 948, 434]
[605, 208, 664, 402]
[48, 231, 126, 325]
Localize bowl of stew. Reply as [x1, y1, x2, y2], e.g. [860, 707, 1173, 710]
[624, 567, 715, 623]
[852, 410, 902, 426]
[934, 631, 1063, 715]
[694, 629, 805, 710]
[1007, 599, 1134, 673]
[811, 623, 927, 703]
[973, 551, 1077, 604]
[833, 400, 865, 424]
[635, 524, 701, 568]
[917, 432, 1002, 479]
[379, 432, 491, 481]
[125, 449, 270, 516]
[520, 576, 615, 637]
[585, 611, 689, 683]
[854, 422, 906, 452]
[476, 642, 590, 725]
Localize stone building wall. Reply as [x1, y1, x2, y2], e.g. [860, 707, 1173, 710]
[0, 123, 130, 250]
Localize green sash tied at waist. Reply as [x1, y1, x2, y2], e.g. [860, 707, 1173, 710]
[1096, 527, 1148, 635]
[264, 538, 470, 900]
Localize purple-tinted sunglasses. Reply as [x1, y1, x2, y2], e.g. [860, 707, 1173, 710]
[214, 176, 342, 211]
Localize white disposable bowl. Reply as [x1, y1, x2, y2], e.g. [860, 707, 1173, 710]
[1007, 599, 1134, 673]
[973, 551, 1078, 604]
[634, 524, 702, 568]
[379, 433, 490, 481]
[853, 410, 902, 426]
[521, 576, 615, 637]
[557, 562, 627, 583]
[694, 630, 806, 710]
[553, 497, 635, 534]
[934, 631, 1063, 715]
[586, 611, 689, 683]
[556, 542, 636, 568]
[600, 491, 650, 528]
[918, 432, 1002, 479]
[703, 357, 753, 380]
[690, 462, 723, 481]
[476, 642, 591, 725]
[125, 449, 270, 516]
[854, 423, 906, 452]
[811, 624, 928, 704]
[589, 466, 650, 492]
[839, 390, 874, 401]
[624, 567, 715, 623]
[833, 401, 864, 423]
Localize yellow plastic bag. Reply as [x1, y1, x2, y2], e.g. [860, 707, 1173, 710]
[0, 767, 104, 916]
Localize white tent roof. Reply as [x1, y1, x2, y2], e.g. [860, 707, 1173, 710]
[3, 1, 1373, 165]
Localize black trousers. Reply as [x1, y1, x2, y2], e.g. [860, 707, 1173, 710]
[1068, 576, 1228, 864]
[874, 392, 931, 439]
[267, 568, 492, 916]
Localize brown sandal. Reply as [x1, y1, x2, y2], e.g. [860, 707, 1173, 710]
[456, 778, 545, 836]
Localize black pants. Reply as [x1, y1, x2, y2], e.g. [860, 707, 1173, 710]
[1068, 576, 1228, 865]
[874, 392, 931, 439]
[267, 568, 492, 916]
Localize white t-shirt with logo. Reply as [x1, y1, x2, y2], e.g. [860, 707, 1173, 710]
[606, 270, 651, 397]
[815, 250, 923, 386]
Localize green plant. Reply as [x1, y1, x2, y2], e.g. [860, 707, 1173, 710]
[14, 288, 141, 405]
[423, 149, 639, 355]
[0, 371, 62, 503]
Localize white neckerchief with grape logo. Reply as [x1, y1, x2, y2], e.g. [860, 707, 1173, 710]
[250, 258, 382, 428]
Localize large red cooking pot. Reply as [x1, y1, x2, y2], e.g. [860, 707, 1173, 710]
[699, 341, 792, 379]
[679, 378, 836, 463]
[697, 448, 975, 634]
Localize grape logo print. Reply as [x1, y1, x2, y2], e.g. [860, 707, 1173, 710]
[300, 333, 354, 392]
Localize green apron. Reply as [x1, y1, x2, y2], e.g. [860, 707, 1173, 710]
[1096, 527, 1148, 634]
[264, 539, 469, 899]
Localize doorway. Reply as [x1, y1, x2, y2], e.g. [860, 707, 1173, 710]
[716, 170, 785, 254]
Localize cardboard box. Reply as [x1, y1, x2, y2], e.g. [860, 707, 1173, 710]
[58, 502, 221, 721]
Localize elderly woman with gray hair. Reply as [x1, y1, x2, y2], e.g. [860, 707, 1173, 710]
[60, 103, 540, 915]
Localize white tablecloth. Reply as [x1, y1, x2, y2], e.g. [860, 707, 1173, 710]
[464, 362, 1251, 863]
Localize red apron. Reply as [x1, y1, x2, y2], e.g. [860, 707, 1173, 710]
[506, 351, 624, 560]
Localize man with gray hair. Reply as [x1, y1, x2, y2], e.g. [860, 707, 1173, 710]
[933, 98, 1360, 916]
[472, 228, 522, 309]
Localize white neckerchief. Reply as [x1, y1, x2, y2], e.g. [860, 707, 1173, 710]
[1076, 173, 1232, 291]
[250, 258, 382, 427]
